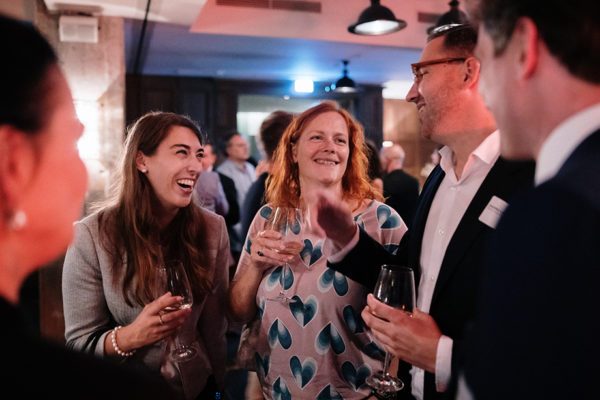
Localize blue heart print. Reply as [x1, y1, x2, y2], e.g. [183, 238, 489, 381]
[353, 213, 365, 230]
[268, 319, 292, 349]
[289, 356, 317, 388]
[258, 297, 265, 319]
[318, 268, 349, 296]
[272, 377, 291, 400]
[342, 305, 364, 333]
[255, 352, 270, 378]
[265, 265, 294, 291]
[245, 237, 252, 255]
[260, 206, 273, 220]
[341, 361, 371, 391]
[289, 295, 318, 327]
[363, 341, 386, 360]
[316, 385, 343, 400]
[384, 243, 399, 255]
[377, 204, 401, 229]
[300, 239, 323, 267]
[315, 323, 346, 355]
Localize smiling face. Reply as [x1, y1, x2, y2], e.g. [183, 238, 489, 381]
[292, 111, 349, 191]
[136, 125, 203, 219]
[406, 36, 467, 144]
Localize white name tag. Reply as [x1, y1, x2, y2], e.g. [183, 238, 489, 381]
[479, 195, 508, 229]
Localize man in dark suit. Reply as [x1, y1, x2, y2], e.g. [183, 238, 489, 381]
[456, 1, 600, 399]
[310, 24, 534, 400]
[380, 144, 420, 227]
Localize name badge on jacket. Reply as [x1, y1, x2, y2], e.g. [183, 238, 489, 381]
[479, 195, 508, 229]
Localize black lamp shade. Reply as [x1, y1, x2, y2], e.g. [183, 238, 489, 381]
[348, 0, 407, 35]
[428, 0, 469, 34]
[333, 60, 358, 93]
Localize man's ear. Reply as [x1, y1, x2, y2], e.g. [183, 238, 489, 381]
[512, 16, 540, 79]
[135, 150, 147, 173]
[463, 56, 481, 88]
[0, 125, 36, 210]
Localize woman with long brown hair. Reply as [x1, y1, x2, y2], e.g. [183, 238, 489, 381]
[229, 101, 407, 399]
[62, 111, 229, 399]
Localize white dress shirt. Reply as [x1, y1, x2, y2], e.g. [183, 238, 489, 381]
[410, 130, 500, 400]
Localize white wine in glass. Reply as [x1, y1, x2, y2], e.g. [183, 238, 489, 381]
[266, 207, 305, 303]
[154, 260, 197, 362]
[366, 264, 416, 397]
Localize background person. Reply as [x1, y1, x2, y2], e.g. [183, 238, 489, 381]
[62, 111, 229, 399]
[229, 101, 407, 399]
[380, 144, 420, 227]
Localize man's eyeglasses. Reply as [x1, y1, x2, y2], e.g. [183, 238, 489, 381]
[411, 57, 467, 83]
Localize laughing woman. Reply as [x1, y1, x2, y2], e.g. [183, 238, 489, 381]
[229, 102, 407, 399]
[62, 111, 229, 399]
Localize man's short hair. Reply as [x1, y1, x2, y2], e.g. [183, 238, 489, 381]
[259, 111, 294, 161]
[476, 0, 600, 83]
[427, 23, 478, 56]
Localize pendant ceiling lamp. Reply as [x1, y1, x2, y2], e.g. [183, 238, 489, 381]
[427, 0, 469, 34]
[333, 60, 357, 93]
[348, 0, 407, 36]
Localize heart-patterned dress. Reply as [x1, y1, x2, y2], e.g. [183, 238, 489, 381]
[234, 200, 407, 399]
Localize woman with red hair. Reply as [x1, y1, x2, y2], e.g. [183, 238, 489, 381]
[229, 101, 407, 399]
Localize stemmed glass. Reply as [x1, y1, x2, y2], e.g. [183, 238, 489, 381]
[154, 260, 197, 362]
[366, 264, 416, 397]
[266, 207, 305, 303]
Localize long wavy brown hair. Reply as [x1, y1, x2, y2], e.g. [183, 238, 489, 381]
[265, 101, 382, 209]
[96, 111, 211, 306]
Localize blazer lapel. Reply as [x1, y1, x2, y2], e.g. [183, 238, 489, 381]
[431, 158, 512, 304]
[407, 165, 445, 283]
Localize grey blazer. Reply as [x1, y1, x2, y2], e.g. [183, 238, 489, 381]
[62, 207, 229, 399]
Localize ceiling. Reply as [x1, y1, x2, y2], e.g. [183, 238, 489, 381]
[43, 0, 461, 98]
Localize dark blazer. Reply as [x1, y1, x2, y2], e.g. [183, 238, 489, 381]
[329, 157, 535, 400]
[383, 169, 420, 228]
[463, 130, 600, 400]
[2, 298, 175, 399]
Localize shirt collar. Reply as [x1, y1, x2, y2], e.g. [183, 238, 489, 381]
[439, 130, 500, 179]
[535, 102, 600, 186]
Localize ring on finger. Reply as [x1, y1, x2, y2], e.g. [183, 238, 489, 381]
[159, 314, 165, 325]
[257, 250, 264, 257]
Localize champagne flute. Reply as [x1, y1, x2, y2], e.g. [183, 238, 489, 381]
[366, 264, 416, 396]
[266, 207, 305, 303]
[154, 260, 197, 362]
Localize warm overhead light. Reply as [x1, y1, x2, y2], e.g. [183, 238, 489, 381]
[348, 0, 407, 36]
[333, 60, 358, 93]
[427, 0, 469, 34]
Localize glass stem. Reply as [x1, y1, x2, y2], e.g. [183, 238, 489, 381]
[383, 351, 392, 377]
[280, 262, 287, 295]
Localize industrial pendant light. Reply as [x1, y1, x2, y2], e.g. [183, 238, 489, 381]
[333, 60, 357, 93]
[427, 0, 469, 34]
[348, 0, 407, 36]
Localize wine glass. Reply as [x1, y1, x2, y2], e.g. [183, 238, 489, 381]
[154, 260, 197, 362]
[265, 207, 305, 303]
[366, 264, 416, 397]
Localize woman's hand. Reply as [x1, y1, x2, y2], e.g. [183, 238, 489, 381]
[112, 292, 192, 353]
[250, 229, 296, 270]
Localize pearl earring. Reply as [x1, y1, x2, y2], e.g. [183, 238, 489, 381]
[7, 209, 27, 231]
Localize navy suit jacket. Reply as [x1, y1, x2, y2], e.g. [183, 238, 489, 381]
[463, 129, 600, 399]
[383, 169, 420, 228]
[329, 157, 535, 400]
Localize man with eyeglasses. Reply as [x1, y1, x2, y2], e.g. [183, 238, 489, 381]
[309, 23, 534, 400]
